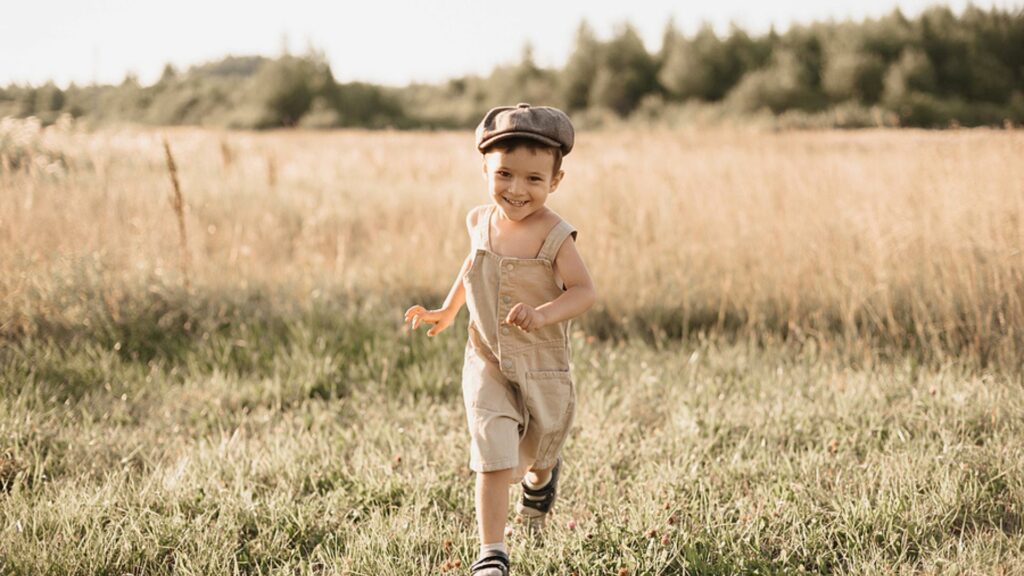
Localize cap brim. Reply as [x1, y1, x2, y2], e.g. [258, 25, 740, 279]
[478, 131, 564, 152]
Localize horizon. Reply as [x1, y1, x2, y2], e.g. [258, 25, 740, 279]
[2, 0, 1021, 90]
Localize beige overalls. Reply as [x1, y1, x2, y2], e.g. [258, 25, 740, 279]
[461, 204, 578, 476]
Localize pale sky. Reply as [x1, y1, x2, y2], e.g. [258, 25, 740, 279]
[1, 0, 1020, 88]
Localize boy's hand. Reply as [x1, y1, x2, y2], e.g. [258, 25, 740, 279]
[505, 303, 547, 333]
[404, 305, 453, 337]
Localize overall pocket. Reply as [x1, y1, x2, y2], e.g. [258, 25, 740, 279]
[524, 370, 575, 464]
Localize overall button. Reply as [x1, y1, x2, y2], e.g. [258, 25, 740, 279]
[502, 295, 512, 304]
[502, 358, 513, 370]
[501, 326, 510, 335]
[505, 263, 514, 271]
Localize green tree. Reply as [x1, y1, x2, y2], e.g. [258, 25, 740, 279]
[333, 82, 407, 128]
[589, 23, 657, 115]
[239, 53, 335, 127]
[779, 25, 826, 94]
[561, 21, 601, 111]
[34, 82, 65, 114]
[727, 49, 825, 112]
[882, 47, 936, 104]
[659, 25, 723, 100]
[917, 6, 971, 98]
[860, 9, 916, 61]
[657, 18, 682, 70]
[822, 50, 886, 104]
[485, 44, 561, 108]
[156, 64, 178, 88]
[724, 25, 772, 79]
[960, 5, 1020, 103]
[659, 24, 758, 101]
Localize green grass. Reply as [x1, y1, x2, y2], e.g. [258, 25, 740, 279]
[2, 288, 1023, 575]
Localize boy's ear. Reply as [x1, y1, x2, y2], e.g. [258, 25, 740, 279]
[481, 159, 489, 180]
[549, 170, 565, 193]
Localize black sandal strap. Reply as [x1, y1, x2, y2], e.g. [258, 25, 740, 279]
[519, 492, 554, 513]
[520, 460, 561, 513]
[471, 552, 509, 574]
[521, 481, 555, 496]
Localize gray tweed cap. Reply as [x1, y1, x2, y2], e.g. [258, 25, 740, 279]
[475, 103, 574, 156]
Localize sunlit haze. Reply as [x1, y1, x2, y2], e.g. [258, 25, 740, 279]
[1, 0, 1020, 87]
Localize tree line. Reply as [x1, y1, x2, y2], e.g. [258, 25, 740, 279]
[2, 5, 1022, 129]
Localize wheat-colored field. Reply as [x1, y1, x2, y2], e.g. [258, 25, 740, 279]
[2, 120, 1023, 363]
[2, 120, 1024, 575]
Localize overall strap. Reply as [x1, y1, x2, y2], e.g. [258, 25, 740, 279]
[470, 205, 494, 251]
[537, 219, 577, 262]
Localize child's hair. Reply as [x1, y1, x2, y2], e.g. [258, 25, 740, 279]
[482, 137, 563, 175]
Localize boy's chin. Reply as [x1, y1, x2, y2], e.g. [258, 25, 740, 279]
[496, 202, 542, 221]
[498, 207, 531, 221]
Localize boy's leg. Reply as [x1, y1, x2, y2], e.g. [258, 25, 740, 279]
[476, 467, 514, 544]
[473, 468, 513, 575]
[515, 458, 562, 533]
[523, 464, 553, 488]
[515, 368, 575, 532]
[520, 464, 555, 525]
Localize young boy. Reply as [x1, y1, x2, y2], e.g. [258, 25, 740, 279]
[404, 103, 596, 576]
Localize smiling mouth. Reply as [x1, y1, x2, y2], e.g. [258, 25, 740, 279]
[502, 195, 529, 207]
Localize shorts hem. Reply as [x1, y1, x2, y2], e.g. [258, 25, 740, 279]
[469, 457, 519, 473]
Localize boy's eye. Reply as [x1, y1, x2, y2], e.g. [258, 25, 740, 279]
[530, 177, 543, 182]
[497, 171, 510, 178]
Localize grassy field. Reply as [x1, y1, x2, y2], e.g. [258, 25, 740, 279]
[2, 303, 1022, 575]
[1, 120, 1023, 574]
[3, 120, 1024, 363]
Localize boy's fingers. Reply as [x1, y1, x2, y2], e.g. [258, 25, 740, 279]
[415, 313, 443, 331]
[405, 306, 425, 323]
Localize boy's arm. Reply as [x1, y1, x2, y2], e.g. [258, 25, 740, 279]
[440, 253, 472, 319]
[404, 253, 471, 336]
[507, 236, 596, 331]
[438, 207, 484, 319]
[404, 208, 480, 336]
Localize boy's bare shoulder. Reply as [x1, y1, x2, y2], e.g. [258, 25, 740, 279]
[540, 208, 574, 233]
[466, 205, 490, 229]
[468, 204, 487, 229]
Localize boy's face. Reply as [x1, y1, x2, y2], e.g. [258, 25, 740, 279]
[482, 146, 564, 222]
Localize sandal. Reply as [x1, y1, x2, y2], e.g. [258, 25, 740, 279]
[515, 458, 561, 530]
[469, 550, 509, 575]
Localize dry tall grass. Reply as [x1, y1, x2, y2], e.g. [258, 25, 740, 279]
[2, 119, 1022, 364]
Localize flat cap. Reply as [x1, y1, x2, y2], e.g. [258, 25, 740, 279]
[475, 103, 574, 156]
